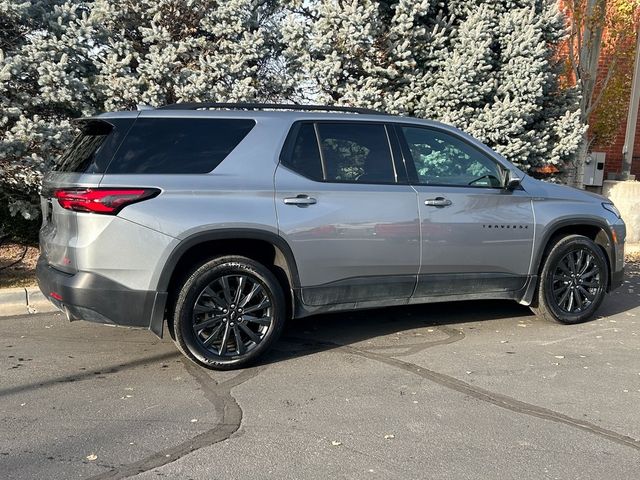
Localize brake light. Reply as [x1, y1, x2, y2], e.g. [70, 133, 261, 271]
[54, 188, 160, 214]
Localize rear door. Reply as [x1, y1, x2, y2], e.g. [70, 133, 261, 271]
[275, 121, 420, 307]
[395, 124, 534, 298]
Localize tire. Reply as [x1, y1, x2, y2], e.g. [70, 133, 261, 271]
[172, 255, 286, 370]
[531, 235, 608, 324]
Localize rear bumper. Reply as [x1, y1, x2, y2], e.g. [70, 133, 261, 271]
[36, 256, 167, 336]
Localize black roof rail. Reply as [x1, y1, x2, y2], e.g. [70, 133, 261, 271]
[156, 102, 386, 115]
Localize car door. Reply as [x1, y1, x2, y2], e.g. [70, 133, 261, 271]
[275, 121, 420, 307]
[394, 124, 535, 298]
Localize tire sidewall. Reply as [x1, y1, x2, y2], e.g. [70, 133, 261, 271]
[174, 257, 285, 369]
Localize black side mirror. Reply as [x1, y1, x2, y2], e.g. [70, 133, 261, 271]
[505, 172, 521, 191]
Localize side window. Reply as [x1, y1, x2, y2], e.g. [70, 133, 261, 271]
[107, 118, 255, 174]
[282, 123, 324, 181]
[282, 122, 397, 184]
[316, 123, 396, 183]
[401, 127, 504, 187]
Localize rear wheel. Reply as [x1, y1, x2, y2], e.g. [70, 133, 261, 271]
[532, 235, 608, 324]
[173, 256, 285, 370]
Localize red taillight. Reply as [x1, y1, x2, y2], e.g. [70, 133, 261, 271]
[54, 188, 160, 214]
[50, 292, 63, 301]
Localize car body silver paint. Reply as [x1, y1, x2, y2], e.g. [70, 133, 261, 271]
[38, 108, 626, 330]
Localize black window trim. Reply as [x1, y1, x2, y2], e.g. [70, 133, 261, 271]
[278, 120, 409, 186]
[392, 123, 509, 190]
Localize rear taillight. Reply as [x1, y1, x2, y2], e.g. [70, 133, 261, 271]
[54, 188, 160, 214]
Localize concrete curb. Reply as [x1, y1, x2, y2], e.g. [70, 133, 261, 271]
[0, 286, 57, 317]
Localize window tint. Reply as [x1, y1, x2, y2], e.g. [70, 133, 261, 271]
[106, 118, 255, 174]
[316, 123, 395, 183]
[282, 123, 323, 181]
[54, 119, 134, 173]
[401, 127, 503, 187]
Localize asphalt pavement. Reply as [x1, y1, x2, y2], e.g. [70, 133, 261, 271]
[1, 263, 639, 479]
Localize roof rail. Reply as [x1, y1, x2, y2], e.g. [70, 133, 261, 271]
[156, 102, 385, 115]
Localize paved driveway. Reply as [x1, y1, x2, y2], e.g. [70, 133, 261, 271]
[1, 263, 639, 479]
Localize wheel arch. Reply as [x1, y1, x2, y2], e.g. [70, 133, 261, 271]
[152, 229, 300, 338]
[533, 218, 615, 290]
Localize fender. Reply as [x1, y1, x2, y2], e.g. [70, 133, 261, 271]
[531, 217, 616, 285]
[149, 229, 301, 337]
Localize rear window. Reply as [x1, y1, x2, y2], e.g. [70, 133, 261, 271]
[54, 119, 133, 173]
[106, 118, 255, 174]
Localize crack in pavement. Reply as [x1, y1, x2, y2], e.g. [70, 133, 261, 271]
[283, 330, 640, 453]
[364, 325, 465, 357]
[87, 359, 265, 480]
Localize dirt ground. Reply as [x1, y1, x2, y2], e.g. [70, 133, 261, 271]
[0, 242, 39, 288]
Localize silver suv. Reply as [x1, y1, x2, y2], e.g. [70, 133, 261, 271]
[37, 103, 626, 369]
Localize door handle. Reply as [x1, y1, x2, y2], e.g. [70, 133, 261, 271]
[283, 195, 317, 206]
[424, 197, 452, 207]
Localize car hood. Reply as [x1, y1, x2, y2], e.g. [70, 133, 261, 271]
[520, 176, 608, 204]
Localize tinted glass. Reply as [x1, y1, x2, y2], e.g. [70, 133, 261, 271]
[107, 118, 255, 174]
[401, 127, 503, 187]
[316, 123, 395, 183]
[282, 123, 323, 181]
[54, 119, 133, 173]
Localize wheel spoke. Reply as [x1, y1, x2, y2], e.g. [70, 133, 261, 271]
[573, 289, 583, 310]
[243, 297, 271, 315]
[243, 314, 271, 326]
[238, 323, 261, 343]
[578, 254, 592, 275]
[203, 286, 227, 309]
[193, 314, 225, 332]
[202, 322, 225, 347]
[218, 322, 231, 355]
[577, 286, 595, 301]
[557, 260, 572, 276]
[234, 276, 246, 305]
[553, 284, 569, 295]
[567, 253, 577, 274]
[566, 288, 574, 311]
[240, 283, 261, 308]
[219, 276, 233, 304]
[194, 304, 217, 314]
[581, 267, 599, 279]
[233, 325, 245, 354]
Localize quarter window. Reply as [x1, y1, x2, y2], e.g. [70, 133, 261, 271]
[107, 118, 255, 174]
[401, 127, 503, 187]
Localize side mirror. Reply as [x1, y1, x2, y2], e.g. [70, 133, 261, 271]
[505, 172, 521, 191]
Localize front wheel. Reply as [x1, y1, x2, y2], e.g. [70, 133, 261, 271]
[173, 256, 286, 370]
[532, 235, 608, 324]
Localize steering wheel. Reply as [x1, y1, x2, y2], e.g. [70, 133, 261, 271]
[468, 174, 500, 186]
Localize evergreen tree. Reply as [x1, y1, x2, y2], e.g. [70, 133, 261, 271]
[0, 1, 97, 221]
[283, 0, 585, 176]
[90, 0, 290, 110]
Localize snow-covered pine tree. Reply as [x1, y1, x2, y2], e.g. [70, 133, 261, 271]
[0, 1, 97, 222]
[90, 0, 291, 110]
[283, 0, 585, 177]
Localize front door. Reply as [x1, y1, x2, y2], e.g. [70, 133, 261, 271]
[395, 124, 535, 298]
[275, 121, 420, 307]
